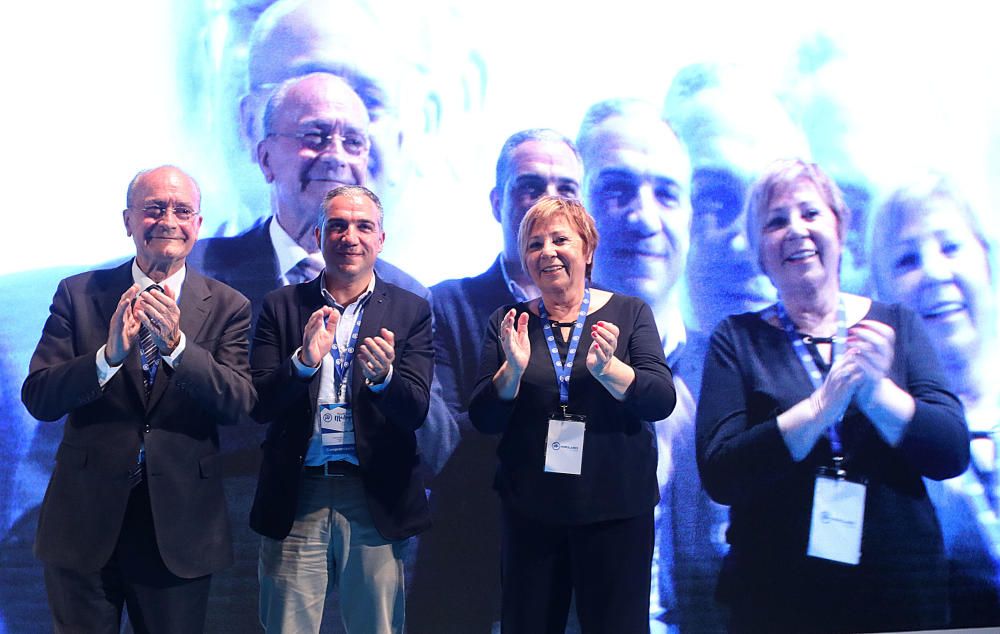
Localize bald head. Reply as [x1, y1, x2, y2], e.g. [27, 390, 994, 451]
[261, 72, 369, 138]
[126, 165, 201, 211]
[248, 0, 391, 102]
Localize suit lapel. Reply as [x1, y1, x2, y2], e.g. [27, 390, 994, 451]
[177, 269, 212, 341]
[147, 267, 212, 411]
[243, 219, 284, 300]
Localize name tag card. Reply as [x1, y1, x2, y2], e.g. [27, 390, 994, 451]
[319, 402, 354, 448]
[807, 472, 866, 565]
[544, 417, 585, 475]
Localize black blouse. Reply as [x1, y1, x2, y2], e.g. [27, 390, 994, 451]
[469, 293, 676, 524]
[696, 300, 968, 632]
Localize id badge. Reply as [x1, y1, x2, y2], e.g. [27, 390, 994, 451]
[807, 468, 866, 565]
[544, 413, 586, 475]
[319, 402, 354, 448]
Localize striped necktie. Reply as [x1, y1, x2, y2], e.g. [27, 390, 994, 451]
[286, 256, 323, 285]
[139, 324, 159, 397]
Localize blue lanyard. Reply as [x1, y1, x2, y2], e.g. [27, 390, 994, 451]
[776, 298, 848, 456]
[539, 287, 590, 406]
[330, 306, 365, 402]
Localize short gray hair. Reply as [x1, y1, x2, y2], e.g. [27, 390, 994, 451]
[577, 98, 674, 154]
[318, 185, 384, 230]
[495, 128, 579, 191]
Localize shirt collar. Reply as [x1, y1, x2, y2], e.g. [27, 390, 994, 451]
[269, 216, 322, 278]
[131, 259, 186, 302]
[320, 270, 377, 311]
[658, 302, 688, 367]
[498, 254, 531, 303]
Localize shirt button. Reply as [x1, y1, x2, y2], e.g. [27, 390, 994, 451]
[144, 425, 151, 433]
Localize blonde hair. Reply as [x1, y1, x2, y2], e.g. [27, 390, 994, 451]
[517, 196, 599, 279]
[745, 158, 850, 277]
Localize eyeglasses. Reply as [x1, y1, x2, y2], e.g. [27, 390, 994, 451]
[134, 203, 199, 222]
[268, 130, 369, 156]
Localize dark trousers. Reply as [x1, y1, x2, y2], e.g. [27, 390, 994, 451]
[42, 481, 211, 634]
[500, 505, 654, 634]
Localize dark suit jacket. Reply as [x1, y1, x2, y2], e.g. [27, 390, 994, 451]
[431, 255, 514, 427]
[190, 216, 458, 478]
[249, 275, 433, 542]
[21, 261, 255, 578]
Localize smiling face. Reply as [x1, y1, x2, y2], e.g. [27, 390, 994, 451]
[241, 0, 403, 208]
[757, 177, 842, 298]
[258, 74, 370, 237]
[316, 191, 384, 284]
[581, 112, 691, 306]
[521, 213, 593, 299]
[874, 198, 993, 371]
[123, 166, 203, 278]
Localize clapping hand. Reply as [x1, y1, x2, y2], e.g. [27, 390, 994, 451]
[359, 329, 395, 385]
[847, 319, 896, 406]
[105, 284, 142, 365]
[586, 320, 620, 377]
[815, 348, 865, 424]
[301, 306, 338, 367]
[134, 285, 183, 354]
[499, 308, 530, 374]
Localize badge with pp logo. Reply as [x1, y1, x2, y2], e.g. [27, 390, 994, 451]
[318, 402, 354, 449]
[544, 411, 586, 475]
[807, 468, 866, 565]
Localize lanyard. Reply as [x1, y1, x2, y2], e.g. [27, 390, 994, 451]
[776, 298, 848, 456]
[539, 287, 590, 408]
[330, 306, 365, 403]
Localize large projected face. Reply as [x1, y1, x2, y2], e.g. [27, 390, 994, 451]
[491, 139, 582, 272]
[873, 197, 994, 375]
[240, 0, 404, 212]
[257, 74, 370, 244]
[676, 90, 807, 332]
[581, 110, 691, 306]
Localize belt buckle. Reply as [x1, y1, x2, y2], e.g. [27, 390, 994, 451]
[324, 461, 345, 478]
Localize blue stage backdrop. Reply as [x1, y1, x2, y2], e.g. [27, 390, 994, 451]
[2, 1, 998, 632]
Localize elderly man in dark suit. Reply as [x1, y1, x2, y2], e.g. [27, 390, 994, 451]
[250, 185, 431, 633]
[21, 165, 255, 633]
